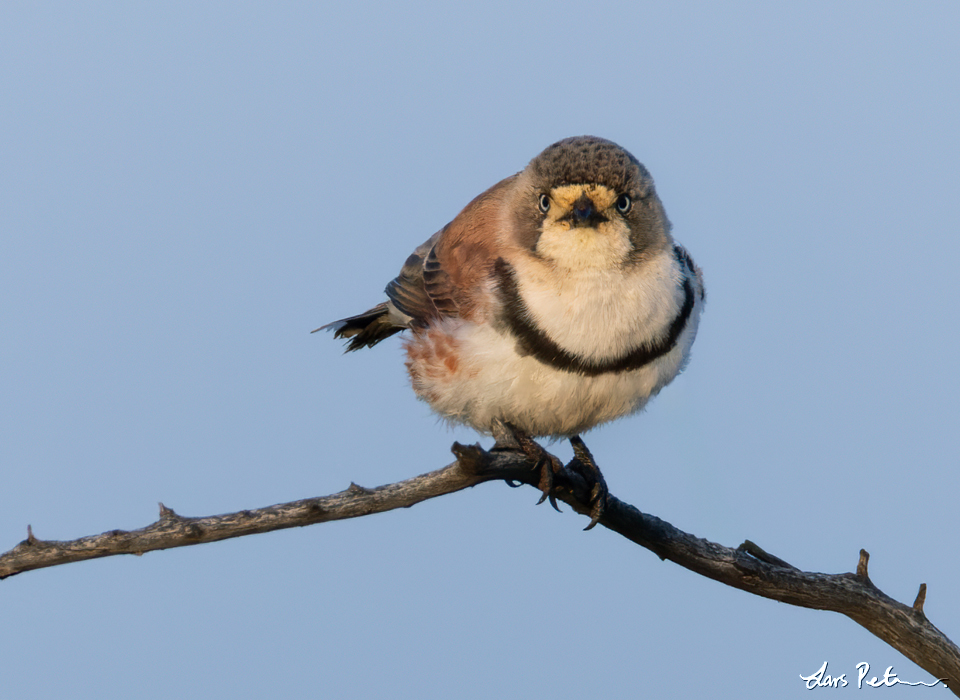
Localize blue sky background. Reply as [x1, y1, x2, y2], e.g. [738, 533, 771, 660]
[2, 2, 958, 698]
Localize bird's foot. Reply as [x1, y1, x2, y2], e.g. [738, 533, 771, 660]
[567, 436, 608, 530]
[492, 422, 564, 512]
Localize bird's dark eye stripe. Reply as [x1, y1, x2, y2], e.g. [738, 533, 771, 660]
[538, 194, 550, 213]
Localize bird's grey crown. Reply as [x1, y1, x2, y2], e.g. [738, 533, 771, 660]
[529, 136, 652, 196]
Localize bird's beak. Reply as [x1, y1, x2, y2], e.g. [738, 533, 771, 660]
[565, 192, 607, 228]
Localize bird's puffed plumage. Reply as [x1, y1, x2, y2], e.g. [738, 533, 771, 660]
[322, 136, 704, 439]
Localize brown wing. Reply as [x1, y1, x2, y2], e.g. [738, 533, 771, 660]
[382, 230, 444, 322]
[386, 174, 516, 325]
[322, 174, 516, 351]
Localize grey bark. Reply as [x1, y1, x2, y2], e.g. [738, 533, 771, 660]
[1, 439, 956, 694]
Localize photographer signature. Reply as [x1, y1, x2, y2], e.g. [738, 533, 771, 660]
[800, 661, 948, 689]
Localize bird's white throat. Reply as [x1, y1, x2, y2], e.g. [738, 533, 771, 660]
[511, 247, 683, 362]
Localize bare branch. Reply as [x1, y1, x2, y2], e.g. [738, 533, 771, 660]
[2, 442, 956, 694]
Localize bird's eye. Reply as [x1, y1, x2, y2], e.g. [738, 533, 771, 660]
[538, 194, 551, 213]
[616, 194, 632, 214]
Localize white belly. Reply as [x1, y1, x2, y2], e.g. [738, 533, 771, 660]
[405, 305, 700, 438]
[404, 243, 703, 437]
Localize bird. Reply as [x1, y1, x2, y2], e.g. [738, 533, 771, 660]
[319, 136, 705, 528]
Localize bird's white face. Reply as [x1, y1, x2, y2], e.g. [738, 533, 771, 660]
[535, 184, 634, 271]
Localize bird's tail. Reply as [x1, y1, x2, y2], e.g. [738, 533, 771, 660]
[313, 302, 404, 351]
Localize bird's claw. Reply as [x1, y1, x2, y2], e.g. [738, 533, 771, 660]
[496, 423, 564, 512]
[569, 436, 609, 530]
[493, 423, 609, 527]
[525, 441, 564, 513]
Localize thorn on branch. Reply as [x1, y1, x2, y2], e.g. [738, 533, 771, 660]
[913, 583, 927, 615]
[857, 549, 870, 579]
[158, 503, 179, 521]
[736, 540, 799, 570]
[347, 482, 373, 495]
[451, 441, 486, 475]
[26, 524, 37, 545]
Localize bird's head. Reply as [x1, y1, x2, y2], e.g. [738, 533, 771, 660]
[511, 136, 672, 270]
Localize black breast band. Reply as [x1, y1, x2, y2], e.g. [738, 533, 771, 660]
[494, 249, 695, 377]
